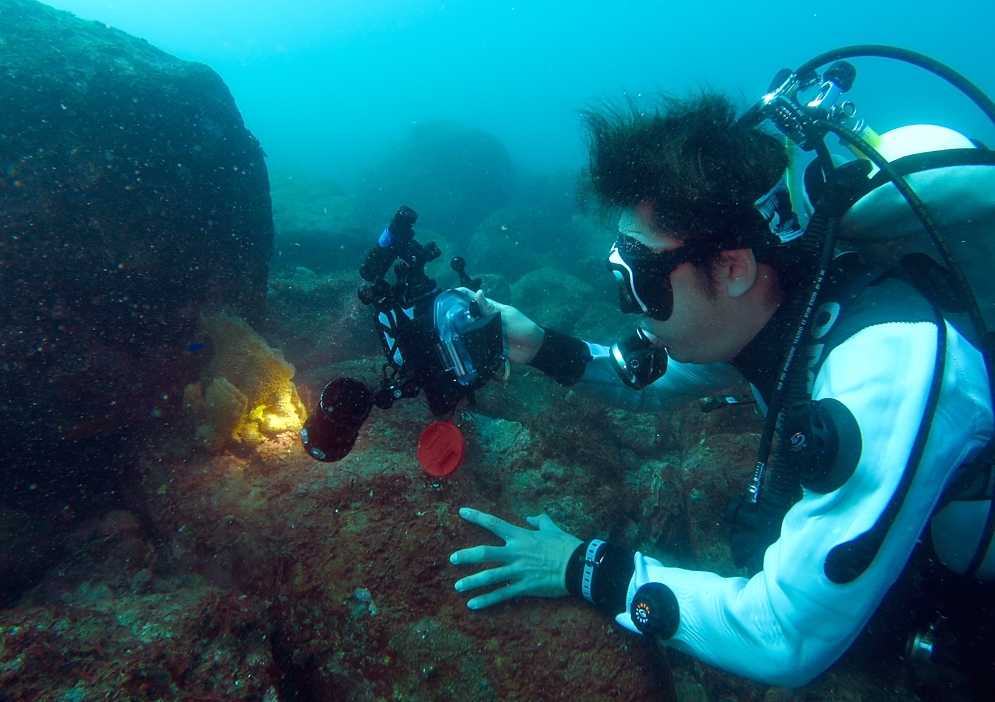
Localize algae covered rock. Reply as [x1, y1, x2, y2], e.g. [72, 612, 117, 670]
[0, 581, 277, 699]
[354, 119, 514, 241]
[138, 425, 674, 701]
[387, 617, 497, 702]
[466, 169, 591, 282]
[0, 0, 273, 506]
[184, 314, 306, 451]
[510, 267, 627, 343]
[264, 267, 381, 382]
[511, 267, 596, 331]
[269, 169, 368, 274]
[0, 507, 55, 604]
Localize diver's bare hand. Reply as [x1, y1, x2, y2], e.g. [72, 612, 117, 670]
[456, 288, 545, 364]
[450, 507, 582, 610]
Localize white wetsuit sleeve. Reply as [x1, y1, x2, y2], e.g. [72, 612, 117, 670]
[571, 342, 746, 412]
[615, 321, 993, 687]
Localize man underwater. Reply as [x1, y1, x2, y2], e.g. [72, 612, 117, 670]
[448, 90, 995, 687]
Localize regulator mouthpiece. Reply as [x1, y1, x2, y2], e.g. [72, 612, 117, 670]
[609, 328, 668, 390]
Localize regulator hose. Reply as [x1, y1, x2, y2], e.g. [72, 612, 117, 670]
[748, 140, 840, 505]
[795, 45, 995, 128]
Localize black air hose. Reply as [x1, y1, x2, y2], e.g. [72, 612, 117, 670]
[795, 45, 995, 129]
[750, 139, 840, 505]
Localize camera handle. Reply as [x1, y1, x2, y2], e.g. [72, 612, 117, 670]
[450, 256, 482, 292]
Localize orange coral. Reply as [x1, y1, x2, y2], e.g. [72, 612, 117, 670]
[185, 314, 306, 451]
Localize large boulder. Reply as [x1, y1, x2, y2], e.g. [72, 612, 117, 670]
[264, 267, 380, 385]
[466, 169, 614, 284]
[269, 169, 369, 275]
[353, 120, 514, 242]
[510, 267, 626, 343]
[0, 0, 273, 509]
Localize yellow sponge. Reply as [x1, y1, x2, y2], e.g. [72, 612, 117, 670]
[184, 314, 307, 451]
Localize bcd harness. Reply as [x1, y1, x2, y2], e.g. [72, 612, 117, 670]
[730, 150, 995, 583]
[728, 44, 995, 583]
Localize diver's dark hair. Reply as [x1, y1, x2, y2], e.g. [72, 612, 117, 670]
[583, 91, 791, 282]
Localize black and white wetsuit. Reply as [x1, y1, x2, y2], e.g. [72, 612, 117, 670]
[534, 272, 994, 686]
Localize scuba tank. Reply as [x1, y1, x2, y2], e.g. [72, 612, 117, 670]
[838, 124, 995, 329]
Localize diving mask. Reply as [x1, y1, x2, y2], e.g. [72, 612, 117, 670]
[606, 234, 689, 321]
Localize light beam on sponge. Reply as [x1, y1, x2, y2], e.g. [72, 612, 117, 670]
[183, 314, 307, 452]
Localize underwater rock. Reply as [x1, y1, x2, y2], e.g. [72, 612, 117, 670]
[472, 414, 526, 455]
[388, 617, 496, 701]
[511, 267, 596, 332]
[510, 267, 626, 343]
[353, 119, 514, 242]
[1, 507, 277, 698]
[138, 404, 675, 701]
[0, 581, 277, 699]
[0, 507, 56, 605]
[264, 268, 381, 383]
[476, 272, 512, 305]
[507, 267, 615, 342]
[466, 169, 596, 282]
[184, 314, 306, 452]
[466, 207, 543, 281]
[0, 0, 273, 507]
[269, 169, 368, 275]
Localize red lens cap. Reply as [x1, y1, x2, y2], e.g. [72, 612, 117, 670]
[417, 420, 466, 477]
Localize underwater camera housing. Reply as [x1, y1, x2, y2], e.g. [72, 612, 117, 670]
[301, 206, 506, 462]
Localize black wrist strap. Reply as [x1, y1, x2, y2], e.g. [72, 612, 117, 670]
[565, 539, 635, 617]
[529, 328, 592, 386]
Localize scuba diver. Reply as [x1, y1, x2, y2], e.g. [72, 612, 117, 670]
[448, 47, 995, 688]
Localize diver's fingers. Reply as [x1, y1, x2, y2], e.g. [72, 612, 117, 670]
[457, 507, 520, 540]
[527, 514, 569, 535]
[466, 581, 529, 610]
[450, 544, 506, 566]
[454, 565, 515, 593]
[473, 288, 496, 313]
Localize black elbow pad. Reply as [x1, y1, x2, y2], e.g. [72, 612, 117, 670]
[782, 398, 862, 494]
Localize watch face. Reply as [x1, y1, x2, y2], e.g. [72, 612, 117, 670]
[633, 601, 652, 626]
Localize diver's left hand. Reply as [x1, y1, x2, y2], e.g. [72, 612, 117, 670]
[450, 507, 582, 610]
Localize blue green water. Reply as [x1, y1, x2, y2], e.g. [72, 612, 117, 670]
[40, 0, 995, 188]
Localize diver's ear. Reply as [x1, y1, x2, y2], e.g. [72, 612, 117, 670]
[717, 249, 758, 298]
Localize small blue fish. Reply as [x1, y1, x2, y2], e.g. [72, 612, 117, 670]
[187, 342, 205, 353]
